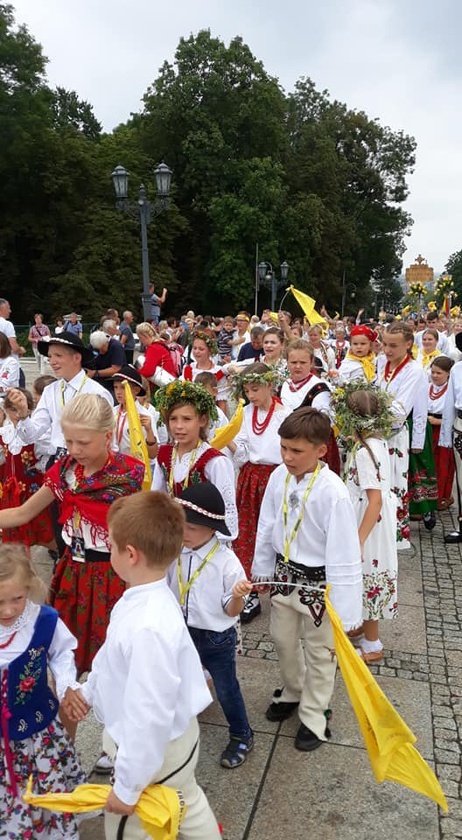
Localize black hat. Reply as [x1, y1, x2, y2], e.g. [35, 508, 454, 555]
[178, 481, 231, 536]
[455, 332, 462, 353]
[111, 365, 146, 397]
[37, 331, 94, 367]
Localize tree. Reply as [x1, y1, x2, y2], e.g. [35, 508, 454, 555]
[445, 250, 462, 305]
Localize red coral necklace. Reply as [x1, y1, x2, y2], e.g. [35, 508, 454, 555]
[0, 631, 17, 649]
[252, 399, 276, 436]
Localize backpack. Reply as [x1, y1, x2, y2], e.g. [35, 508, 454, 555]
[164, 342, 184, 377]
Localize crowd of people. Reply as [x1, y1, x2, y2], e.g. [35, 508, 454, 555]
[0, 290, 461, 839]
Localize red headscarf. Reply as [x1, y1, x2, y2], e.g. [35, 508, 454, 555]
[350, 324, 378, 343]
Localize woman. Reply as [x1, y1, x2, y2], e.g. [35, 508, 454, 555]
[136, 321, 176, 382]
[261, 327, 288, 379]
[0, 332, 20, 395]
[416, 329, 445, 375]
[28, 313, 51, 374]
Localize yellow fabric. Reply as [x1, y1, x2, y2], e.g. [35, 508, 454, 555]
[421, 349, 440, 370]
[411, 343, 418, 360]
[124, 380, 152, 490]
[427, 301, 437, 311]
[401, 305, 411, 316]
[450, 305, 460, 317]
[288, 285, 327, 326]
[324, 587, 448, 811]
[210, 399, 244, 449]
[345, 351, 376, 382]
[269, 311, 279, 323]
[23, 777, 185, 839]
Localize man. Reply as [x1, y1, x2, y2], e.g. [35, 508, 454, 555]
[148, 283, 167, 326]
[63, 312, 83, 339]
[236, 326, 265, 363]
[0, 297, 26, 385]
[118, 310, 136, 364]
[88, 330, 125, 397]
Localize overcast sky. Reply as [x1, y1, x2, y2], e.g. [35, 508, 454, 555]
[11, 0, 462, 274]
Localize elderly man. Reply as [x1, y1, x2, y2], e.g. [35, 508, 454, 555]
[0, 297, 26, 385]
[87, 329, 125, 398]
[119, 310, 136, 364]
[63, 312, 83, 339]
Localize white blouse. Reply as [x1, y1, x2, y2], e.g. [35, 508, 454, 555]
[233, 402, 290, 468]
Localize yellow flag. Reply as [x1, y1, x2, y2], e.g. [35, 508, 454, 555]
[23, 777, 185, 840]
[324, 587, 447, 810]
[288, 285, 327, 326]
[427, 301, 437, 312]
[124, 380, 151, 491]
[269, 311, 279, 323]
[210, 399, 244, 450]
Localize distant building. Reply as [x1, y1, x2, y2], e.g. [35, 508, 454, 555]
[405, 254, 434, 291]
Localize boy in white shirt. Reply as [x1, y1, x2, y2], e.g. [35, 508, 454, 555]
[252, 407, 363, 752]
[62, 491, 221, 840]
[170, 481, 254, 769]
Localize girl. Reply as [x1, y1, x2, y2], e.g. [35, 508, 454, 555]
[376, 323, 434, 547]
[182, 331, 228, 412]
[137, 374, 169, 446]
[152, 380, 238, 539]
[230, 364, 291, 623]
[306, 325, 336, 378]
[0, 331, 20, 395]
[111, 365, 158, 460]
[330, 325, 349, 370]
[417, 328, 445, 374]
[0, 544, 86, 838]
[335, 385, 397, 665]
[136, 321, 177, 381]
[0, 389, 54, 547]
[32, 374, 56, 407]
[337, 325, 377, 385]
[0, 394, 145, 676]
[280, 340, 340, 474]
[428, 356, 455, 510]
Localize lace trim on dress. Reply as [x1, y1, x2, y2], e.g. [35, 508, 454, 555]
[0, 600, 34, 639]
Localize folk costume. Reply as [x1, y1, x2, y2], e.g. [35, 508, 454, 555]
[337, 325, 377, 386]
[280, 373, 340, 475]
[181, 362, 228, 404]
[0, 602, 86, 838]
[330, 336, 349, 369]
[428, 379, 455, 510]
[416, 347, 445, 375]
[44, 452, 145, 674]
[439, 347, 462, 541]
[252, 462, 362, 743]
[376, 353, 431, 548]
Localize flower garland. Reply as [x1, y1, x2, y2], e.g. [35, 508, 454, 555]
[154, 380, 218, 422]
[409, 281, 426, 298]
[229, 368, 284, 401]
[331, 381, 394, 447]
[191, 330, 218, 356]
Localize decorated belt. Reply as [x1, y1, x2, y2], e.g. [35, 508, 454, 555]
[276, 554, 326, 582]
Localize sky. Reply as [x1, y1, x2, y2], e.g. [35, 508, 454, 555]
[10, 0, 462, 275]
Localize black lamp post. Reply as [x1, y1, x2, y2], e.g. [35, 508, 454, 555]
[258, 260, 289, 311]
[111, 162, 173, 322]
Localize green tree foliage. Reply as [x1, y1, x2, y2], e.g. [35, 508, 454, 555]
[445, 250, 462, 305]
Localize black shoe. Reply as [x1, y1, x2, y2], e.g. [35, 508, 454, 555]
[295, 722, 331, 752]
[220, 731, 254, 769]
[240, 593, 261, 625]
[266, 700, 299, 721]
[423, 511, 436, 531]
[444, 529, 462, 543]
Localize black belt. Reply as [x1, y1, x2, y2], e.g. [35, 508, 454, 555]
[428, 412, 442, 419]
[66, 547, 111, 563]
[276, 554, 326, 582]
[457, 410, 462, 419]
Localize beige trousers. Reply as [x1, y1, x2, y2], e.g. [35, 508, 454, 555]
[453, 417, 462, 516]
[104, 717, 221, 840]
[270, 588, 337, 739]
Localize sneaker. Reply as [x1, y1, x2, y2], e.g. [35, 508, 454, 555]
[295, 722, 331, 752]
[220, 731, 254, 769]
[240, 592, 261, 625]
[94, 752, 114, 774]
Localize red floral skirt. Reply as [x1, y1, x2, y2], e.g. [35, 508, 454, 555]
[323, 431, 341, 475]
[0, 476, 53, 546]
[432, 426, 455, 507]
[233, 462, 277, 578]
[49, 547, 125, 675]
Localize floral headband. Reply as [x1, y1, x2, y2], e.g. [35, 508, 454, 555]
[331, 381, 394, 445]
[229, 368, 283, 401]
[192, 330, 218, 356]
[154, 380, 218, 422]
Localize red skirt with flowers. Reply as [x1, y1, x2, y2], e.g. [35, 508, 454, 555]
[432, 425, 455, 508]
[49, 547, 125, 675]
[233, 462, 276, 578]
[0, 447, 53, 546]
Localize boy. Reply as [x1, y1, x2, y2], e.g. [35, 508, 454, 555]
[252, 407, 363, 752]
[111, 365, 158, 459]
[169, 481, 253, 769]
[63, 491, 221, 840]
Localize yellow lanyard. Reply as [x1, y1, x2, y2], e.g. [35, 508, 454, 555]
[60, 374, 87, 407]
[168, 443, 200, 494]
[177, 540, 220, 606]
[282, 463, 321, 562]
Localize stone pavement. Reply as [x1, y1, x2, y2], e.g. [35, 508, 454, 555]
[31, 507, 461, 840]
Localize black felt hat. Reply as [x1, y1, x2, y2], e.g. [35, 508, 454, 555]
[178, 481, 231, 536]
[455, 332, 462, 353]
[37, 331, 94, 367]
[111, 365, 146, 397]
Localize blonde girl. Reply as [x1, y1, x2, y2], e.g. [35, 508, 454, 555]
[0, 544, 85, 837]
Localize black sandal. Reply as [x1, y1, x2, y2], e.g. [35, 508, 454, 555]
[220, 731, 254, 769]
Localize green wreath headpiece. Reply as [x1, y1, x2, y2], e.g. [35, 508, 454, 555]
[229, 367, 283, 401]
[331, 381, 394, 446]
[154, 380, 218, 422]
[191, 330, 218, 356]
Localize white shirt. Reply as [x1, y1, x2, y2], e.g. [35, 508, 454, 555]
[16, 369, 114, 455]
[0, 601, 78, 702]
[446, 333, 462, 363]
[0, 356, 20, 393]
[414, 329, 450, 355]
[0, 420, 51, 472]
[233, 402, 290, 468]
[337, 357, 368, 386]
[0, 316, 18, 358]
[427, 382, 448, 416]
[80, 580, 212, 805]
[280, 375, 332, 416]
[112, 402, 155, 456]
[167, 537, 246, 630]
[376, 355, 428, 450]
[252, 462, 363, 630]
[440, 361, 462, 447]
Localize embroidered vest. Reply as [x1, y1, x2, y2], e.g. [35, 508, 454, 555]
[157, 445, 224, 498]
[1, 605, 59, 740]
[299, 381, 331, 408]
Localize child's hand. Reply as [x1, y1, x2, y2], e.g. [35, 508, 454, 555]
[62, 687, 90, 721]
[139, 415, 152, 429]
[105, 790, 136, 816]
[233, 580, 253, 599]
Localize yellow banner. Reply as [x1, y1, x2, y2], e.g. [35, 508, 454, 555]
[124, 380, 152, 491]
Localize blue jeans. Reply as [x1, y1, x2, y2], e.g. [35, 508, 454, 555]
[189, 626, 251, 741]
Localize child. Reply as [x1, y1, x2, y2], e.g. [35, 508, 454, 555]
[152, 380, 238, 539]
[230, 363, 290, 623]
[32, 373, 57, 407]
[62, 492, 221, 840]
[0, 543, 86, 838]
[0, 394, 145, 676]
[137, 375, 169, 446]
[195, 371, 229, 434]
[334, 384, 397, 665]
[217, 316, 236, 362]
[111, 365, 159, 460]
[337, 324, 377, 385]
[0, 389, 54, 547]
[252, 408, 362, 751]
[181, 332, 228, 412]
[428, 356, 455, 510]
[169, 482, 253, 768]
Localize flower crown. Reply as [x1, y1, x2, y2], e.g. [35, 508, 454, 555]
[331, 381, 394, 446]
[229, 368, 283, 401]
[192, 331, 218, 356]
[154, 380, 218, 422]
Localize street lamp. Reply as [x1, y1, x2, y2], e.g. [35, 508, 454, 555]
[111, 162, 173, 322]
[257, 260, 289, 311]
